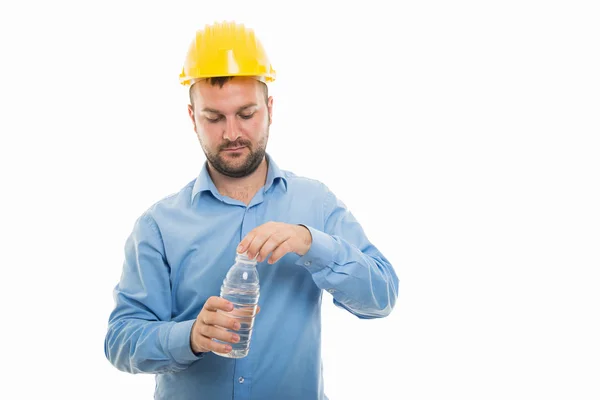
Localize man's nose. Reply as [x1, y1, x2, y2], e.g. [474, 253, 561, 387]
[223, 117, 241, 141]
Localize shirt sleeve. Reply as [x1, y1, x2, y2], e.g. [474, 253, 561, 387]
[296, 186, 399, 319]
[104, 212, 203, 374]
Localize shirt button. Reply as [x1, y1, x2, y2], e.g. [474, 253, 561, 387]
[238, 377, 244, 384]
[304, 261, 311, 266]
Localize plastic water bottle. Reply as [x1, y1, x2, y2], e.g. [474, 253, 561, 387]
[213, 252, 260, 358]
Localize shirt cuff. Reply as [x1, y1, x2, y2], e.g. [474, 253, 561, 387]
[296, 225, 336, 273]
[168, 319, 204, 364]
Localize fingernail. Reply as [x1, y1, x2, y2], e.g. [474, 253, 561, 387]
[225, 345, 232, 352]
[234, 322, 241, 330]
[237, 244, 243, 252]
[232, 334, 240, 342]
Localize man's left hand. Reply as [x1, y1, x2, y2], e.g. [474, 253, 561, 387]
[237, 222, 312, 264]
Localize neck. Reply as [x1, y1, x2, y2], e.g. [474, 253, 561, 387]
[208, 157, 268, 205]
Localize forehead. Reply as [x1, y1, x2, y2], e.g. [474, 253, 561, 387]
[191, 78, 263, 112]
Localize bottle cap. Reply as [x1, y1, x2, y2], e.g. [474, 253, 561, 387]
[236, 251, 258, 264]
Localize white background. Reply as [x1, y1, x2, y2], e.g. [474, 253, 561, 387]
[1, 1, 599, 399]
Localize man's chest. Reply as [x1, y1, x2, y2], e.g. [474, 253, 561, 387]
[157, 200, 324, 317]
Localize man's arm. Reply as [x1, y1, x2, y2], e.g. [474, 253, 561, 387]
[104, 213, 201, 374]
[296, 186, 399, 319]
[237, 185, 399, 319]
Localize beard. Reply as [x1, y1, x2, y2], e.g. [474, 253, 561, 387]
[201, 133, 268, 178]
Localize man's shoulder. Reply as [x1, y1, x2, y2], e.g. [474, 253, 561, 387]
[137, 178, 196, 221]
[281, 169, 329, 193]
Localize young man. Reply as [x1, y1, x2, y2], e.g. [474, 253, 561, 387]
[104, 21, 399, 400]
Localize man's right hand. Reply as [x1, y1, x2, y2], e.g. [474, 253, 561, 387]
[190, 296, 260, 354]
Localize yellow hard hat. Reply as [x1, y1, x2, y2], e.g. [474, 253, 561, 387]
[179, 21, 276, 86]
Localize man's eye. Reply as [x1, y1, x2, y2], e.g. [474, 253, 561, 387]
[239, 113, 254, 120]
[206, 116, 223, 123]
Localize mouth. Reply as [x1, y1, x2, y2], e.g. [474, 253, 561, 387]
[221, 146, 246, 152]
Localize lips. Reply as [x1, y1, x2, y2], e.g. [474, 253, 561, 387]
[222, 146, 246, 152]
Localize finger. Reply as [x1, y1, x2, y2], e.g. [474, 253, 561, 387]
[238, 222, 277, 255]
[203, 296, 234, 312]
[245, 231, 274, 260]
[191, 322, 230, 354]
[196, 334, 233, 354]
[237, 226, 264, 254]
[267, 239, 293, 264]
[237, 232, 254, 254]
[200, 324, 241, 344]
[204, 311, 242, 331]
[256, 232, 291, 262]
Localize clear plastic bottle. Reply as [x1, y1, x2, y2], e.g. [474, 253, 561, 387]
[212, 252, 260, 358]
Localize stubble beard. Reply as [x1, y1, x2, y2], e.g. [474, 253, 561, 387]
[201, 131, 269, 178]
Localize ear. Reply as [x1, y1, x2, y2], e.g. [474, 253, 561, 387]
[187, 104, 197, 131]
[267, 96, 274, 125]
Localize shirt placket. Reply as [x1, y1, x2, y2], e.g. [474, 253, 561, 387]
[233, 204, 258, 400]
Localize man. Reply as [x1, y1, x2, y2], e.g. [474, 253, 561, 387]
[104, 21, 399, 400]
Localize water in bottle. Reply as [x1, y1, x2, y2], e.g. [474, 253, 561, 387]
[213, 251, 260, 358]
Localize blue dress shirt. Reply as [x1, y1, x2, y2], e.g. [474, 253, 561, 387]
[104, 154, 399, 400]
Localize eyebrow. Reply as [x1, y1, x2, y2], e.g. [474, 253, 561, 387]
[201, 103, 258, 114]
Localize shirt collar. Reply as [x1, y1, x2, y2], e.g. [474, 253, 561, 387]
[191, 153, 287, 204]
